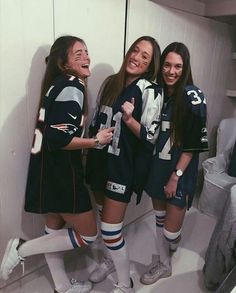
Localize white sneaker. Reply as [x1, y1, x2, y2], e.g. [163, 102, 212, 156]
[112, 278, 135, 293]
[89, 257, 115, 283]
[54, 279, 92, 293]
[111, 278, 135, 293]
[0, 238, 25, 280]
[140, 261, 171, 285]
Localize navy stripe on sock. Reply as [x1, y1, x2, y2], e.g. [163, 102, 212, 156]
[107, 239, 125, 250]
[156, 223, 164, 227]
[164, 234, 181, 243]
[101, 229, 122, 236]
[68, 228, 79, 248]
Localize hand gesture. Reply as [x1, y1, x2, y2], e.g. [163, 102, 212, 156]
[121, 97, 135, 123]
[96, 127, 114, 145]
[164, 174, 178, 198]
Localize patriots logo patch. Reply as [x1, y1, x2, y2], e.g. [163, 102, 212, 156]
[50, 123, 78, 135]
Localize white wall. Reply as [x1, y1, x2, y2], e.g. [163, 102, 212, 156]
[0, 0, 236, 289]
[53, 0, 126, 122]
[0, 0, 54, 287]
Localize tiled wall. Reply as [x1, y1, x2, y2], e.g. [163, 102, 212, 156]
[0, 0, 235, 289]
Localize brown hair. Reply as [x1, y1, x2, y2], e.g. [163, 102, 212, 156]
[100, 36, 161, 106]
[40, 35, 88, 114]
[158, 42, 193, 146]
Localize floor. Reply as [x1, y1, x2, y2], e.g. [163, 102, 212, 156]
[1, 207, 217, 293]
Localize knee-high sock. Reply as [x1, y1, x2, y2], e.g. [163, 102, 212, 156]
[44, 226, 71, 292]
[18, 228, 97, 258]
[101, 221, 130, 287]
[154, 210, 170, 267]
[163, 228, 181, 252]
[92, 204, 112, 260]
[154, 210, 166, 256]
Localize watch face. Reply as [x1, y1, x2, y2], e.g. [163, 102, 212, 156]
[176, 169, 183, 176]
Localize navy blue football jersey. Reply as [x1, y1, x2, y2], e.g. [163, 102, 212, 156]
[86, 78, 163, 203]
[25, 74, 92, 214]
[145, 85, 208, 208]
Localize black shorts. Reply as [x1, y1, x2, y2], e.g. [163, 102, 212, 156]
[86, 148, 133, 203]
[146, 179, 194, 209]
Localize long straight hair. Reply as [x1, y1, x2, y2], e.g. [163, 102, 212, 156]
[40, 35, 88, 114]
[100, 36, 161, 106]
[158, 42, 193, 146]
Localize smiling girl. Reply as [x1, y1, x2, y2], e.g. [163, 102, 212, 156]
[86, 36, 163, 293]
[140, 42, 208, 285]
[0, 36, 113, 293]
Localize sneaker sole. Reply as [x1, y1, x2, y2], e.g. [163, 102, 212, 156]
[140, 271, 172, 285]
[0, 239, 17, 280]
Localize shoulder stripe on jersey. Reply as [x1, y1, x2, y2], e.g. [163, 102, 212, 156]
[136, 79, 152, 91]
[45, 85, 55, 97]
[55, 86, 84, 109]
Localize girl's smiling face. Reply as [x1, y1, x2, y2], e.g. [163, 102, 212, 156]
[65, 41, 91, 79]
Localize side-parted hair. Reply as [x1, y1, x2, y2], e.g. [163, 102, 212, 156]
[40, 35, 88, 113]
[100, 36, 161, 106]
[158, 42, 193, 146]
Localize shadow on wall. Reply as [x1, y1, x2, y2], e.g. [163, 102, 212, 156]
[87, 63, 115, 125]
[0, 46, 50, 289]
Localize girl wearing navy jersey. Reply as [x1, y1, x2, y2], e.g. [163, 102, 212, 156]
[86, 36, 163, 293]
[0, 36, 113, 293]
[140, 42, 208, 285]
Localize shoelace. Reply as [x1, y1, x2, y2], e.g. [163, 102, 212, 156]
[99, 257, 113, 271]
[149, 261, 161, 274]
[114, 284, 127, 292]
[113, 283, 131, 292]
[70, 278, 78, 285]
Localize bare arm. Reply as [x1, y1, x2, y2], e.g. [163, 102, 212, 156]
[164, 152, 193, 198]
[62, 127, 114, 150]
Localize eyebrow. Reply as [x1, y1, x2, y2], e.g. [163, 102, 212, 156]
[134, 45, 151, 57]
[74, 49, 82, 54]
[164, 61, 182, 66]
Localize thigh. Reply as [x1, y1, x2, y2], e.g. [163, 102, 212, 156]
[165, 203, 186, 232]
[45, 213, 66, 229]
[152, 199, 167, 210]
[102, 197, 128, 224]
[93, 191, 105, 206]
[61, 210, 97, 236]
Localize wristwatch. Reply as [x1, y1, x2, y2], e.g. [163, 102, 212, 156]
[94, 136, 100, 148]
[175, 169, 183, 177]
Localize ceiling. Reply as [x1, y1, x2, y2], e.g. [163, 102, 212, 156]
[196, 0, 236, 25]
